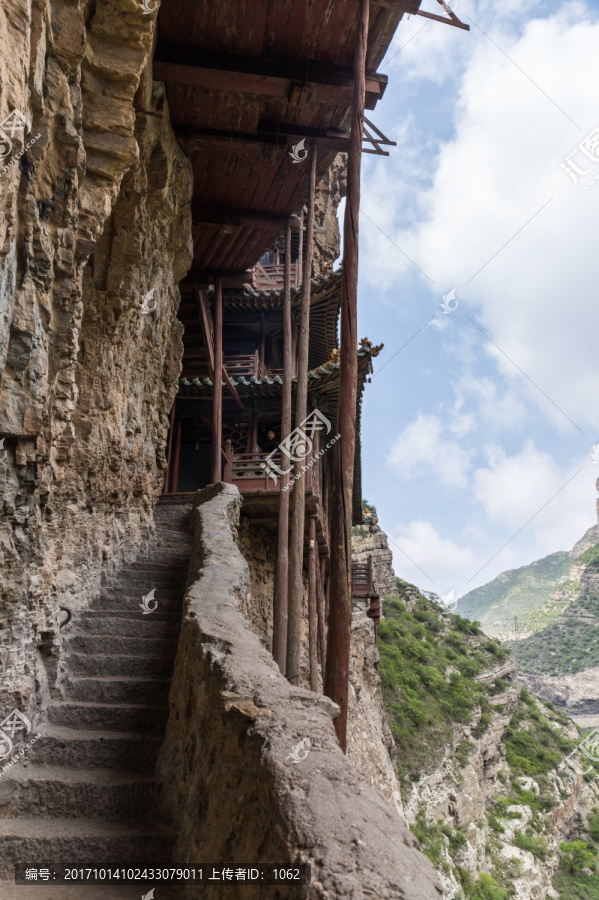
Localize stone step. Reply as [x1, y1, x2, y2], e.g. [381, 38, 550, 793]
[28, 725, 162, 771]
[64, 676, 170, 705]
[64, 635, 178, 657]
[73, 614, 180, 637]
[91, 592, 183, 610]
[67, 652, 174, 678]
[108, 570, 187, 587]
[47, 701, 168, 733]
[77, 609, 180, 624]
[1, 765, 159, 820]
[0, 817, 174, 879]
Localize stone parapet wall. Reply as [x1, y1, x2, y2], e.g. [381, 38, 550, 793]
[157, 483, 442, 900]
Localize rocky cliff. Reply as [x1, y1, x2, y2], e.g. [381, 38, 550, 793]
[0, 0, 193, 718]
[352, 505, 397, 597]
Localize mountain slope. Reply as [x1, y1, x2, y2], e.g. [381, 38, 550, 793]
[457, 525, 598, 640]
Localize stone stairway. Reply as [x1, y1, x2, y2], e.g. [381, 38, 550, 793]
[0, 509, 192, 898]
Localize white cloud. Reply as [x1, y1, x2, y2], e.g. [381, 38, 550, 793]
[389, 519, 478, 594]
[365, 3, 599, 432]
[387, 412, 473, 486]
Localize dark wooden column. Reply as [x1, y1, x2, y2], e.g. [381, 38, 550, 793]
[211, 279, 223, 483]
[324, 0, 368, 751]
[316, 552, 326, 669]
[164, 401, 176, 493]
[273, 221, 293, 673]
[308, 516, 319, 691]
[286, 145, 317, 684]
[172, 416, 182, 493]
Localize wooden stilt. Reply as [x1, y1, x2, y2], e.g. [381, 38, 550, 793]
[164, 401, 176, 493]
[324, 0, 369, 752]
[211, 279, 223, 483]
[308, 517, 319, 691]
[286, 146, 317, 684]
[273, 221, 293, 674]
[172, 416, 182, 493]
[316, 552, 326, 670]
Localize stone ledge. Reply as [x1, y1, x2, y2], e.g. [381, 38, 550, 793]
[157, 482, 442, 899]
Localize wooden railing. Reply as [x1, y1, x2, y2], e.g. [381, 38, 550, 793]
[252, 261, 300, 291]
[351, 555, 380, 636]
[221, 445, 313, 493]
[223, 351, 264, 380]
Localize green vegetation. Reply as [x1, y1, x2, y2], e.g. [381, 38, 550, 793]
[560, 840, 595, 873]
[505, 589, 599, 675]
[457, 550, 573, 639]
[578, 543, 599, 568]
[377, 581, 509, 784]
[469, 875, 507, 900]
[553, 808, 599, 898]
[503, 688, 574, 777]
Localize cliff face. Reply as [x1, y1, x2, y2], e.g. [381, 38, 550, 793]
[0, 0, 192, 712]
[352, 508, 397, 597]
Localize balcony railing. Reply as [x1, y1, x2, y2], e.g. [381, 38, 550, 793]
[252, 261, 301, 291]
[223, 351, 264, 380]
[222, 442, 312, 493]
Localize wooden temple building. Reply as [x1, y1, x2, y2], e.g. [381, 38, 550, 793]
[152, 0, 469, 749]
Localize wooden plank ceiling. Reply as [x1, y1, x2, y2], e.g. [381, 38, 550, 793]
[154, 0, 421, 280]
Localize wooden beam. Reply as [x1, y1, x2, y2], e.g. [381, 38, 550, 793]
[154, 41, 387, 108]
[191, 202, 290, 230]
[273, 220, 293, 674]
[287, 145, 317, 685]
[325, 0, 368, 753]
[211, 279, 223, 483]
[182, 268, 252, 289]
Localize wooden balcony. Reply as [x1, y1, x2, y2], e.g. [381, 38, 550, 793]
[223, 446, 313, 494]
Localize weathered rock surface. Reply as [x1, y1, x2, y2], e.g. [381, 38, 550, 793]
[0, 0, 192, 715]
[157, 483, 443, 900]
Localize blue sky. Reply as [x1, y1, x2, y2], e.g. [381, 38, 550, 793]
[353, 0, 599, 600]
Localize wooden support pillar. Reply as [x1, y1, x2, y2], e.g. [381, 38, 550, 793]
[315, 548, 326, 670]
[211, 279, 223, 483]
[286, 146, 317, 684]
[172, 416, 182, 493]
[324, 0, 368, 752]
[259, 313, 266, 371]
[273, 221, 293, 673]
[308, 517, 319, 691]
[164, 401, 176, 493]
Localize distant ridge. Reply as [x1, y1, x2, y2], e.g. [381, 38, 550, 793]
[457, 525, 598, 641]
